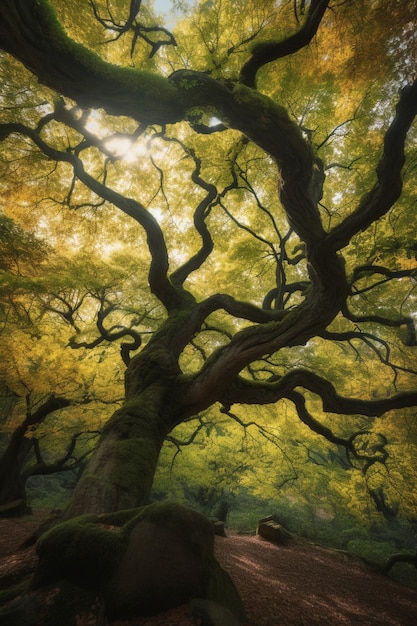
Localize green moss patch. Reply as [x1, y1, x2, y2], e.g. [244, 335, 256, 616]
[34, 515, 125, 591]
[32, 502, 244, 622]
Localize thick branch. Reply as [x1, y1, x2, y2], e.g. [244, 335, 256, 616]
[170, 148, 217, 285]
[341, 303, 417, 347]
[239, 0, 330, 87]
[194, 293, 281, 325]
[0, 2, 327, 251]
[169, 69, 329, 260]
[162, 293, 278, 366]
[328, 81, 417, 251]
[286, 390, 350, 448]
[26, 395, 73, 427]
[0, 0, 184, 125]
[182, 239, 348, 410]
[352, 264, 417, 285]
[217, 369, 417, 417]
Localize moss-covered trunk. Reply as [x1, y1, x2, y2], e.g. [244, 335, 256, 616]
[64, 321, 188, 518]
[64, 388, 173, 518]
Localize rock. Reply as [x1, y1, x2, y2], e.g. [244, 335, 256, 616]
[106, 503, 213, 617]
[189, 598, 242, 626]
[33, 502, 245, 623]
[107, 503, 244, 621]
[257, 520, 292, 545]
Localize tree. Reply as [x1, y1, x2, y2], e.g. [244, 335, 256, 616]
[0, 0, 416, 514]
[0, 392, 75, 514]
[0, 214, 143, 513]
[0, 0, 417, 617]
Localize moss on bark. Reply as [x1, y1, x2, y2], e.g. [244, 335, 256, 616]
[31, 502, 245, 622]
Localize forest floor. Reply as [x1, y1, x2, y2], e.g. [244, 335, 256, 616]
[1, 510, 417, 626]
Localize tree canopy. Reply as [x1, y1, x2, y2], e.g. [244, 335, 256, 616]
[0, 0, 416, 524]
[1, 0, 417, 621]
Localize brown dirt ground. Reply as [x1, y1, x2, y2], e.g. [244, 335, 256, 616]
[1, 511, 416, 626]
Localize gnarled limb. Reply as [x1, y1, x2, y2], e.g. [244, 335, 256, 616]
[286, 390, 351, 448]
[341, 304, 417, 350]
[0, 0, 184, 124]
[170, 147, 217, 285]
[239, 0, 330, 87]
[328, 81, 417, 251]
[69, 300, 142, 366]
[352, 264, 417, 293]
[216, 369, 417, 417]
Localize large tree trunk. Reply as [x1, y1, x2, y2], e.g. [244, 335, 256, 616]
[64, 336, 186, 518]
[64, 391, 170, 517]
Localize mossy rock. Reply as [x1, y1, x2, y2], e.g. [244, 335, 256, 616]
[32, 502, 245, 623]
[204, 558, 246, 623]
[33, 513, 124, 591]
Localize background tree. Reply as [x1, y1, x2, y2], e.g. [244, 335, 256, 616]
[0, 211, 150, 512]
[0, 225, 126, 512]
[0, 0, 416, 543]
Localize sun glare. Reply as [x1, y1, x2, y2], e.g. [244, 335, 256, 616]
[103, 135, 151, 162]
[84, 110, 150, 162]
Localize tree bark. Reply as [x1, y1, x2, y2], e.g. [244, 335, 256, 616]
[64, 318, 188, 516]
[0, 424, 33, 514]
[64, 389, 172, 517]
[0, 0, 184, 125]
